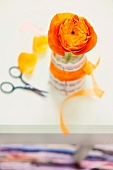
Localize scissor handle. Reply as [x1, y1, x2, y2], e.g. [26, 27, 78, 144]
[0, 82, 15, 93]
[9, 66, 21, 78]
[9, 66, 29, 86]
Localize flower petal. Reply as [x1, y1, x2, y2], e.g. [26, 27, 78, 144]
[33, 36, 48, 53]
[18, 52, 38, 74]
[48, 13, 75, 56]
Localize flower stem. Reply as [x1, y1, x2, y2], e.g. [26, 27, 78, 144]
[65, 53, 72, 63]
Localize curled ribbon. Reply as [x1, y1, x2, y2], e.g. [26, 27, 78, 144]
[50, 56, 104, 135]
[60, 58, 104, 135]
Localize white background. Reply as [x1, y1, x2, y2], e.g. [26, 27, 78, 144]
[0, 0, 113, 134]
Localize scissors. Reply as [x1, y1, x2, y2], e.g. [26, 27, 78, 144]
[0, 66, 48, 97]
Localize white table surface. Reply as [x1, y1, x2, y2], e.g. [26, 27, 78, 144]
[0, 0, 113, 143]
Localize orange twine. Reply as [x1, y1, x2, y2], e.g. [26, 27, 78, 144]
[50, 57, 104, 135]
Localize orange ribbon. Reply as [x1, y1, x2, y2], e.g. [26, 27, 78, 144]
[60, 76, 104, 135]
[50, 57, 104, 135]
[50, 57, 100, 82]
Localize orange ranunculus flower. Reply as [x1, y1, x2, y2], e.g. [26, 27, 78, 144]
[48, 12, 97, 56]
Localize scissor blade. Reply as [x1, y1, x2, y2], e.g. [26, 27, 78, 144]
[39, 90, 48, 93]
[32, 87, 48, 93]
[32, 88, 47, 97]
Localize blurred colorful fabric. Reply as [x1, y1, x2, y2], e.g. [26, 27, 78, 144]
[0, 144, 113, 170]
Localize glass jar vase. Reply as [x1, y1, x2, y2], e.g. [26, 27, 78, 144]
[49, 52, 86, 95]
